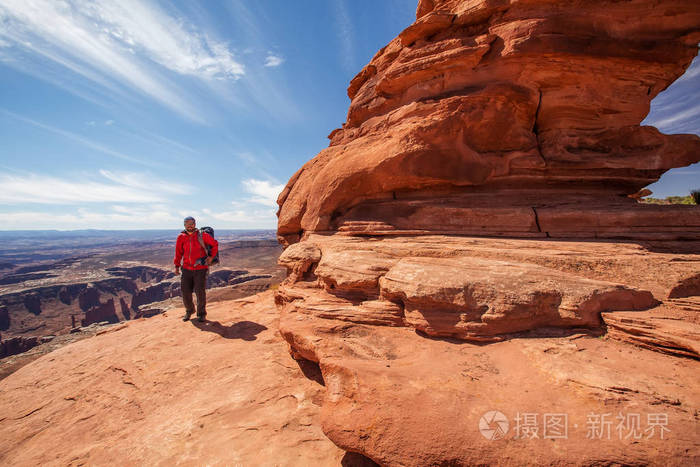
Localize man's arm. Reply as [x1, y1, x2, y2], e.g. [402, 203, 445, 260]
[173, 235, 183, 274]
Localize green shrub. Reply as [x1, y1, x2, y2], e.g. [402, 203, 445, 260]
[691, 189, 700, 205]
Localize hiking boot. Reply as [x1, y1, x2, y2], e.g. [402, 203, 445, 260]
[182, 311, 193, 321]
[196, 314, 206, 322]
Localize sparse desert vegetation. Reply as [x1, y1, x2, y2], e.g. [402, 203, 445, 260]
[691, 189, 700, 204]
[641, 194, 697, 205]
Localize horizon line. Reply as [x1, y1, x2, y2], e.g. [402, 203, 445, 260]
[0, 228, 277, 232]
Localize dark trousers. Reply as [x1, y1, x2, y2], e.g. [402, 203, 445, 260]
[181, 268, 208, 316]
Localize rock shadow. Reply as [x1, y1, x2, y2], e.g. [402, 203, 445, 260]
[341, 451, 380, 467]
[641, 240, 700, 255]
[295, 358, 325, 386]
[415, 326, 604, 346]
[191, 319, 267, 340]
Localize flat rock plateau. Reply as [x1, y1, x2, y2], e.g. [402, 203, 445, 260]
[0, 292, 350, 465]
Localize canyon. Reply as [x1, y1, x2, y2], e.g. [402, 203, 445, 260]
[0, 231, 284, 378]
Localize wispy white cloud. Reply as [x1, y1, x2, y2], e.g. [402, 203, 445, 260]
[241, 179, 284, 207]
[0, 206, 180, 229]
[1, 108, 159, 167]
[236, 151, 259, 166]
[177, 209, 203, 221]
[0, 0, 245, 121]
[189, 178, 284, 229]
[264, 53, 284, 67]
[99, 169, 189, 195]
[647, 103, 700, 129]
[231, 151, 278, 181]
[86, 119, 115, 127]
[0, 49, 125, 110]
[84, 1, 244, 79]
[644, 55, 700, 136]
[108, 124, 198, 158]
[0, 170, 192, 205]
[202, 207, 277, 229]
[215, 2, 301, 122]
[332, 0, 356, 73]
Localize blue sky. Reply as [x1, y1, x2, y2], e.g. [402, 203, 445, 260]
[0, 0, 697, 230]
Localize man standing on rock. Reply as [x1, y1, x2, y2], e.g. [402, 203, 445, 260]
[174, 216, 218, 322]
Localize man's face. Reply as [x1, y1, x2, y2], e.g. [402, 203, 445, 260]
[184, 220, 196, 232]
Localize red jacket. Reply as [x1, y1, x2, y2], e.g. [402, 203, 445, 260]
[174, 230, 218, 271]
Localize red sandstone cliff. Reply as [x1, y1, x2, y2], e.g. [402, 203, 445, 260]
[273, 0, 700, 465]
[277, 0, 700, 244]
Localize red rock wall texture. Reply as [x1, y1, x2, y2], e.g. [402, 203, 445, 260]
[277, 0, 700, 245]
[274, 2, 700, 465]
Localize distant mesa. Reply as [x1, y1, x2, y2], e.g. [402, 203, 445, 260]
[105, 266, 176, 283]
[0, 273, 58, 286]
[0, 335, 39, 359]
[82, 298, 119, 327]
[78, 286, 102, 312]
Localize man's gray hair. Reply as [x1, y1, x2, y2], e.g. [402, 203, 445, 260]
[184, 216, 195, 222]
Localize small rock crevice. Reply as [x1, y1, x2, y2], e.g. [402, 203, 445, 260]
[531, 206, 549, 237]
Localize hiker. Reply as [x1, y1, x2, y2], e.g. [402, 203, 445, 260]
[173, 216, 218, 322]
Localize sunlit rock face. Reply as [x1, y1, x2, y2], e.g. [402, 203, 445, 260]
[277, 0, 700, 244]
[275, 1, 700, 465]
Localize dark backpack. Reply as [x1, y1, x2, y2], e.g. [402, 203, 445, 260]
[195, 226, 220, 266]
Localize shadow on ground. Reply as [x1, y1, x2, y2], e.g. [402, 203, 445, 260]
[191, 319, 267, 340]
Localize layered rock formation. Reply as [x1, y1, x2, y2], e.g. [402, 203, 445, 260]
[277, 0, 700, 244]
[0, 335, 39, 358]
[277, 234, 699, 347]
[275, 0, 700, 464]
[81, 298, 119, 326]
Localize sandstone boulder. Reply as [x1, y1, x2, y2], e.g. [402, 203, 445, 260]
[277, 0, 700, 245]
